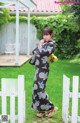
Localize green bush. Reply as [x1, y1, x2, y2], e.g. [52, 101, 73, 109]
[0, 3, 10, 28]
[9, 16, 28, 23]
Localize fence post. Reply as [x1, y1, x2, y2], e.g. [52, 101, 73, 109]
[62, 75, 70, 123]
[10, 79, 17, 123]
[1, 79, 7, 123]
[72, 76, 79, 123]
[18, 75, 25, 123]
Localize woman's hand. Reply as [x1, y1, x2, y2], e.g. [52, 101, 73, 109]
[38, 39, 44, 47]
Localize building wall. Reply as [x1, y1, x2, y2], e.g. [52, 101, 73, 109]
[0, 22, 39, 55]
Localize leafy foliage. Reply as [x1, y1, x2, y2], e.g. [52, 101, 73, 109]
[9, 16, 28, 23]
[60, 3, 80, 62]
[0, 2, 10, 28]
[70, 5, 80, 25]
[69, 5, 80, 63]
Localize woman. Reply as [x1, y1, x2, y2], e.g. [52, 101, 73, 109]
[29, 27, 58, 118]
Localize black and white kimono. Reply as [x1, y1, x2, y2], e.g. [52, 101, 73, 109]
[29, 40, 55, 112]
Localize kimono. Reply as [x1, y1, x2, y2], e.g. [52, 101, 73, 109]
[29, 40, 55, 112]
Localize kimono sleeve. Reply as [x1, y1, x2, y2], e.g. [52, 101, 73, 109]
[29, 55, 36, 65]
[32, 42, 54, 57]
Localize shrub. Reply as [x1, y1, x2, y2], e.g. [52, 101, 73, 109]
[0, 2, 10, 28]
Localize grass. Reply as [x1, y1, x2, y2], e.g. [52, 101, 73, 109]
[0, 60, 80, 123]
[70, 53, 80, 64]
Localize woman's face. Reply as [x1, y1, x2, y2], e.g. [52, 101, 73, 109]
[43, 34, 52, 42]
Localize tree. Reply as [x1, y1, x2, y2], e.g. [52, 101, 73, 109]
[69, 4, 80, 63]
[59, 1, 80, 62]
[70, 5, 80, 25]
[0, 2, 10, 28]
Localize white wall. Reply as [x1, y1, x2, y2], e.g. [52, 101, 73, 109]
[0, 22, 39, 55]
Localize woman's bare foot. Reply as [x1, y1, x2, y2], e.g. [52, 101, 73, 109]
[47, 106, 58, 118]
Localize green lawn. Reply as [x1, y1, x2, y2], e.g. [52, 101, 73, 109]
[0, 60, 80, 123]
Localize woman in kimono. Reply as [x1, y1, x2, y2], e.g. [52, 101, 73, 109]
[29, 27, 58, 118]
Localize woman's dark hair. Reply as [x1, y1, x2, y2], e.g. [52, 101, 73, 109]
[42, 27, 54, 37]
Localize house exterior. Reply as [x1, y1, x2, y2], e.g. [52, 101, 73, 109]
[9, 0, 62, 16]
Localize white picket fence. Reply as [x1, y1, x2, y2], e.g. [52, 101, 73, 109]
[0, 75, 25, 123]
[62, 75, 80, 123]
